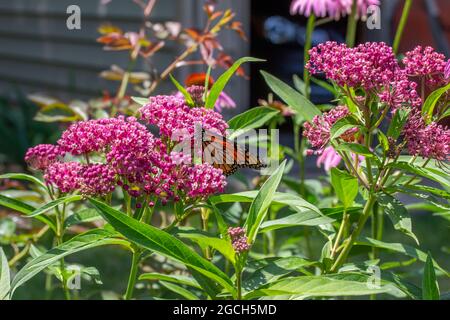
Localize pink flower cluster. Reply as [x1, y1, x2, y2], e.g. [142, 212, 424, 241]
[228, 227, 250, 253]
[79, 164, 116, 196]
[303, 106, 356, 150]
[307, 42, 422, 110]
[403, 46, 448, 88]
[140, 95, 228, 140]
[25, 144, 64, 171]
[403, 112, 450, 161]
[28, 101, 228, 201]
[290, 0, 379, 20]
[175, 85, 236, 111]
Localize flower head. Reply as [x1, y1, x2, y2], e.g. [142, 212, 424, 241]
[403, 112, 450, 161]
[183, 163, 227, 199]
[44, 162, 82, 193]
[79, 164, 116, 196]
[290, 0, 379, 20]
[175, 85, 236, 112]
[303, 106, 356, 149]
[25, 144, 64, 171]
[403, 46, 448, 87]
[228, 227, 250, 253]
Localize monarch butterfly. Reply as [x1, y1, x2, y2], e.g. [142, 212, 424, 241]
[200, 130, 267, 176]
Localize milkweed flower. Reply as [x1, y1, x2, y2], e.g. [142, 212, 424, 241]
[403, 112, 450, 161]
[183, 163, 227, 199]
[290, 0, 380, 20]
[25, 144, 64, 171]
[316, 146, 342, 171]
[44, 162, 82, 193]
[139, 95, 228, 140]
[303, 106, 357, 150]
[228, 227, 250, 253]
[403, 46, 448, 88]
[79, 164, 116, 196]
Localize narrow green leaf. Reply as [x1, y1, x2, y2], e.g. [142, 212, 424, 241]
[387, 108, 410, 139]
[244, 273, 390, 299]
[0, 194, 56, 232]
[244, 257, 314, 291]
[260, 71, 321, 121]
[175, 227, 236, 265]
[377, 193, 419, 244]
[206, 57, 264, 109]
[422, 253, 440, 300]
[228, 107, 279, 139]
[355, 237, 447, 275]
[139, 273, 201, 289]
[169, 74, 194, 106]
[64, 208, 103, 228]
[422, 83, 450, 122]
[28, 195, 83, 218]
[330, 117, 360, 141]
[388, 162, 450, 189]
[334, 143, 373, 158]
[131, 96, 148, 106]
[0, 248, 10, 300]
[89, 199, 235, 296]
[10, 229, 127, 297]
[0, 173, 46, 190]
[161, 281, 200, 300]
[244, 161, 286, 243]
[331, 168, 358, 209]
[259, 210, 334, 232]
[292, 74, 307, 95]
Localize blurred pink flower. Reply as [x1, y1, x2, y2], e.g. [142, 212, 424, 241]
[445, 60, 450, 80]
[215, 91, 236, 112]
[290, 0, 380, 20]
[316, 146, 342, 171]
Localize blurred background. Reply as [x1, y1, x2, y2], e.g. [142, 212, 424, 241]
[0, 0, 448, 299]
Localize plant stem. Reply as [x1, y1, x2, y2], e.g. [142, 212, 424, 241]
[124, 248, 141, 300]
[331, 209, 349, 259]
[331, 195, 376, 272]
[236, 269, 242, 300]
[346, 0, 358, 47]
[393, 0, 413, 54]
[303, 14, 315, 100]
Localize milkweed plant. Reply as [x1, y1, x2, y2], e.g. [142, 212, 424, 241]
[0, 0, 449, 300]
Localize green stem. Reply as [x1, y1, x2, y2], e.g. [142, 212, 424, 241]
[303, 14, 315, 100]
[346, 0, 358, 47]
[124, 249, 141, 300]
[393, 0, 413, 54]
[331, 209, 349, 259]
[371, 201, 379, 259]
[236, 269, 242, 300]
[331, 195, 376, 272]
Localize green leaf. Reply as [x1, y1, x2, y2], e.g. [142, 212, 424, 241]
[330, 117, 360, 141]
[378, 131, 389, 153]
[131, 96, 148, 106]
[211, 191, 321, 216]
[0, 173, 46, 190]
[355, 237, 447, 275]
[10, 229, 127, 297]
[422, 83, 450, 122]
[387, 108, 410, 139]
[330, 168, 358, 209]
[174, 227, 236, 265]
[244, 257, 314, 291]
[34, 103, 81, 123]
[169, 74, 194, 106]
[422, 253, 440, 300]
[334, 143, 374, 158]
[292, 74, 307, 95]
[244, 273, 390, 299]
[388, 162, 450, 189]
[64, 208, 103, 228]
[260, 210, 333, 232]
[244, 161, 286, 243]
[0, 248, 10, 300]
[89, 199, 235, 296]
[160, 281, 200, 300]
[260, 71, 321, 121]
[0, 194, 56, 232]
[377, 193, 419, 244]
[228, 107, 279, 139]
[139, 273, 201, 289]
[27, 195, 83, 218]
[206, 57, 264, 109]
